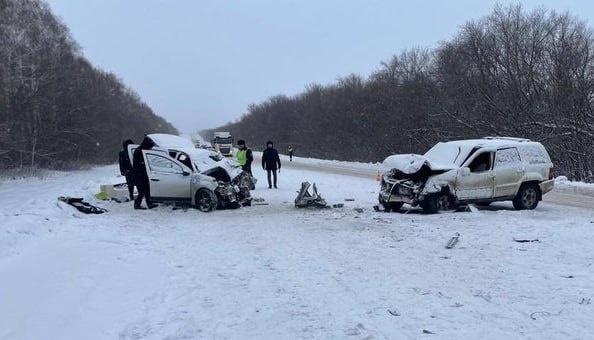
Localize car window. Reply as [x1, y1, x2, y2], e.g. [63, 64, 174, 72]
[495, 147, 521, 168]
[146, 154, 184, 175]
[176, 152, 193, 169]
[519, 144, 550, 164]
[468, 152, 492, 172]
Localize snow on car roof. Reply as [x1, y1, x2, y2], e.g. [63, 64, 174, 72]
[147, 133, 195, 149]
[383, 137, 540, 173]
[438, 137, 535, 149]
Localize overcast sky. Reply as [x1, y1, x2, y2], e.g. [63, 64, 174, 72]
[45, 0, 591, 134]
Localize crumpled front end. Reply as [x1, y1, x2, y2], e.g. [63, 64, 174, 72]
[201, 166, 252, 209]
[379, 169, 424, 206]
[378, 163, 452, 208]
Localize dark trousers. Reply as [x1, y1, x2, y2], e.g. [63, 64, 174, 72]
[289, 152, 293, 161]
[134, 178, 152, 207]
[242, 164, 252, 176]
[266, 169, 277, 188]
[125, 173, 135, 200]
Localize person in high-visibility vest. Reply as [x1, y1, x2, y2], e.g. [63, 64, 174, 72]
[236, 139, 253, 175]
[287, 145, 294, 161]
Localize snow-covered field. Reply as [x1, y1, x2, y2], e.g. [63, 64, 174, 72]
[1, 157, 593, 340]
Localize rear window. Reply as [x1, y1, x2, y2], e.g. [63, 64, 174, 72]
[519, 144, 551, 164]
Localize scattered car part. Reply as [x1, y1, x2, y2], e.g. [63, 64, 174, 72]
[295, 181, 328, 208]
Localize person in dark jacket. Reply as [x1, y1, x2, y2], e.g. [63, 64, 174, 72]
[132, 136, 157, 209]
[118, 139, 135, 200]
[261, 140, 281, 189]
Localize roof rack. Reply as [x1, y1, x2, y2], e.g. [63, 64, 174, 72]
[482, 136, 531, 142]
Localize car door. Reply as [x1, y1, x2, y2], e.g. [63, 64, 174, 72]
[493, 147, 524, 198]
[143, 151, 192, 202]
[455, 151, 495, 200]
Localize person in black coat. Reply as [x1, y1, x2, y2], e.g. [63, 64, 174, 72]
[118, 139, 135, 200]
[132, 136, 157, 209]
[261, 140, 281, 189]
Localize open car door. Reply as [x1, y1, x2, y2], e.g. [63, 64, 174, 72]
[143, 150, 193, 202]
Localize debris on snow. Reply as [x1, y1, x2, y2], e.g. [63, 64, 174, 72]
[295, 182, 328, 208]
[513, 238, 540, 243]
[445, 232, 460, 249]
[387, 309, 400, 316]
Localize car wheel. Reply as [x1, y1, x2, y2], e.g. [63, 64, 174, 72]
[423, 193, 456, 214]
[513, 183, 540, 210]
[195, 189, 218, 212]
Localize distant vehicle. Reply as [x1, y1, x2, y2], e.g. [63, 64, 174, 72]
[213, 132, 233, 157]
[378, 137, 555, 213]
[198, 143, 215, 151]
[128, 133, 252, 211]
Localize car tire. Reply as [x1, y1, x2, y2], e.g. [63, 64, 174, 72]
[195, 189, 218, 212]
[513, 183, 540, 210]
[423, 193, 456, 214]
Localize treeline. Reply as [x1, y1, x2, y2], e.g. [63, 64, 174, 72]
[0, 0, 177, 170]
[207, 5, 594, 181]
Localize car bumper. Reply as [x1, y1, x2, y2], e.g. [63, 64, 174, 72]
[539, 179, 554, 195]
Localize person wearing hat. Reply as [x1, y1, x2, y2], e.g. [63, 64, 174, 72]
[132, 136, 157, 209]
[118, 139, 135, 201]
[261, 140, 281, 189]
[236, 139, 253, 176]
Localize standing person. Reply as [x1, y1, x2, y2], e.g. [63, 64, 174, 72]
[132, 136, 157, 210]
[236, 139, 253, 175]
[118, 139, 135, 201]
[287, 145, 294, 161]
[262, 140, 281, 189]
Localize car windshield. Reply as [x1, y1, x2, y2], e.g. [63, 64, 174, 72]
[214, 137, 233, 144]
[424, 143, 465, 166]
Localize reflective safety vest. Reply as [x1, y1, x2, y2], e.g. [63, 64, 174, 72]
[288, 146, 294, 153]
[237, 149, 247, 166]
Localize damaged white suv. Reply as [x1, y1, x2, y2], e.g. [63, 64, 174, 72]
[378, 137, 555, 213]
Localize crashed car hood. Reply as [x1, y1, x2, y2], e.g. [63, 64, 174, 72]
[187, 149, 243, 179]
[381, 154, 456, 174]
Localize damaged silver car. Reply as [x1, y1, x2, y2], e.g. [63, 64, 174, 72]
[378, 137, 555, 213]
[129, 134, 252, 211]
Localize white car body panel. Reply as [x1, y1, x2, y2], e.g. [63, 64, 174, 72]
[143, 151, 192, 200]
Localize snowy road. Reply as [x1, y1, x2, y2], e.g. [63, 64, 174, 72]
[1, 158, 593, 340]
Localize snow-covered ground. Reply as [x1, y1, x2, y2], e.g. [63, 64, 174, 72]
[1, 157, 593, 340]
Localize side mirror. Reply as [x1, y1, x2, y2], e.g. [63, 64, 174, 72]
[460, 167, 470, 176]
[183, 171, 190, 176]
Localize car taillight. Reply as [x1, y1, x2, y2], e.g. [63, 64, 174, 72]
[548, 166, 554, 180]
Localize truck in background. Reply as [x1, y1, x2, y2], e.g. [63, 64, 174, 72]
[213, 131, 234, 157]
